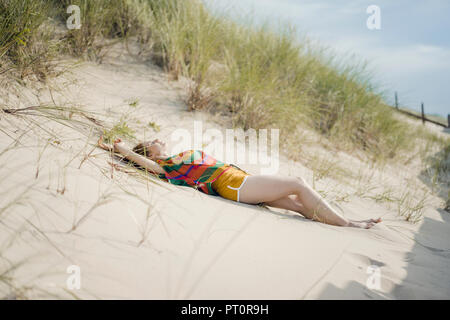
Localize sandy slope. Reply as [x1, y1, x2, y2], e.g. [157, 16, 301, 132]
[1, 46, 449, 299]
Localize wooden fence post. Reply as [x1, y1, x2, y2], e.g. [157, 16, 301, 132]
[448, 114, 450, 128]
[421, 102, 425, 124]
[395, 92, 398, 109]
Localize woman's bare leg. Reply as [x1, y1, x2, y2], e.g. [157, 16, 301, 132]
[240, 175, 348, 226]
[240, 175, 381, 228]
[264, 195, 306, 214]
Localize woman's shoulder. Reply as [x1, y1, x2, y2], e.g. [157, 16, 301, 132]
[162, 150, 215, 164]
[178, 149, 207, 158]
[158, 150, 197, 165]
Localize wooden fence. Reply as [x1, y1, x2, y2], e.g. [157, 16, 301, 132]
[394, 91, 449, 128]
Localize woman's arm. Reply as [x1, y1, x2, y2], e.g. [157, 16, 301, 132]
[98, 137, 165, 175]
[114, 142, 165, 175]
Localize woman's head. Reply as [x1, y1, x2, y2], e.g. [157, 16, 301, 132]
[133, 139, 167, 160]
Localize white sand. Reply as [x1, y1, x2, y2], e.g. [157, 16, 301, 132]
[1, 46, 449, 299]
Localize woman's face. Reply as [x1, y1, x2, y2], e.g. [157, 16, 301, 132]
[146, 139, 167, 159]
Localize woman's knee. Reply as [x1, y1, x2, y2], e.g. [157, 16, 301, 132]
[290, 176, 307, 191]
[296, 176, 307, 185]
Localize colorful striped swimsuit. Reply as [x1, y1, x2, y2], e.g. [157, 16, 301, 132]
[155, 150, 234, 195]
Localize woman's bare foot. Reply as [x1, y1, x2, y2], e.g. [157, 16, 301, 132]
[347, 218, 382, 229]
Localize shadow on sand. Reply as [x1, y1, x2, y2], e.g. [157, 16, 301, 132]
[316, 143, 450, 299]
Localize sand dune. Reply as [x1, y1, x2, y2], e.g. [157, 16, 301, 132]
[1, 46, 449, 299]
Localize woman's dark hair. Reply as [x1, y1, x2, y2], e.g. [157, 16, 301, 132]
[133, 141, 151, 158]
[120, 141, 151, 171]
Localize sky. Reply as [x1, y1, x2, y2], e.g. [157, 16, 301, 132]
[205, 0, 450, 117]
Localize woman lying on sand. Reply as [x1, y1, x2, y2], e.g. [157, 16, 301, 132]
[99, 137, 382, 229]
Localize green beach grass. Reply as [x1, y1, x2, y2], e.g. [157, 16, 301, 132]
[1, 0, 448, 163]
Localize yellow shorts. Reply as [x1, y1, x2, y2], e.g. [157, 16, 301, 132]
[212, 166, 250, 202]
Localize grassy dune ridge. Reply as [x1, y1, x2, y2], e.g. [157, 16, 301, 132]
[2, 0, 430, 158]
[0, 0, 448, 176]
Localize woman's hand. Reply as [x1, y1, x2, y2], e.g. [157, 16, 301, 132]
[113, 138, 126, 154]
[98, 135, 113, 152]
[98, 136, 127, 154]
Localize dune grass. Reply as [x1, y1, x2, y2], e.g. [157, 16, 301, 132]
[125, 0, 415, 160]
[0, 0, 48, 60]
[0, 0, 63, 80]
[1, 0, 439, 161]
[48, 0, 151, 59]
